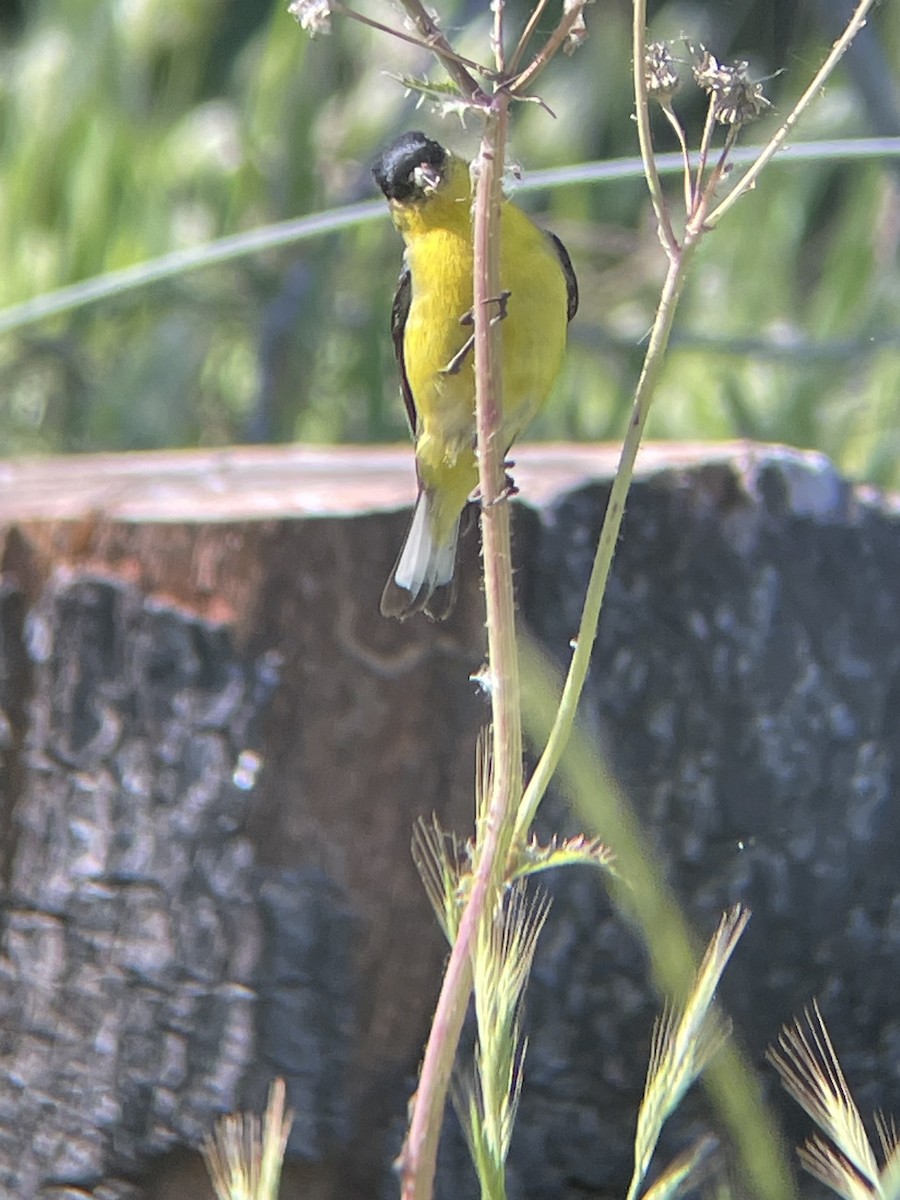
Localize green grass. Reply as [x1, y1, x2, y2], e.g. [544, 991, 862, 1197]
[1, 0, 898, 484]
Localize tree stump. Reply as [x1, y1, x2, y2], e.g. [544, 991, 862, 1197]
[0, 444, 896, 1200]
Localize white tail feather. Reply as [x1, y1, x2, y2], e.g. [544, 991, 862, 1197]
[394, 491, 458, 597]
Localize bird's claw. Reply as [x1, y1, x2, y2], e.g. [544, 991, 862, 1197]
[442, 291, 512, 374]
[459, 290, 510, 328]
[475, 463, 518, 507]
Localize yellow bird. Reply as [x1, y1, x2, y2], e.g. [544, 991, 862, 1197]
[373, 130, 578, 620]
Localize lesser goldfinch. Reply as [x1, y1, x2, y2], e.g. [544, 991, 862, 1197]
[373, 130, 578, 620]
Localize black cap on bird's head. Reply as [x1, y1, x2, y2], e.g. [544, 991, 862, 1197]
[372, 131, 447, 202]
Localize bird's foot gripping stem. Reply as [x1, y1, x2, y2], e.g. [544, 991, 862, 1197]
[440, 290, 511, 376]
[477, 459, 519, 507]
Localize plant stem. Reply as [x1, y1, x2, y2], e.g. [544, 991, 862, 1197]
[507, 0, 552, 75]
[491, 0, 506, 72]
[660, 103, 693, 214]
[399, 94, 517, 1200]
[514, 0, 876, 844]
[392, 0, 487, 101]
[630, 0, 679, 258]
[512, 217, 700, 843]
[335, 1, 491, 75]
[693, 96, 718, 213]
[507, 0, 588, 96]
[474, 96, 522, 867]
[512, 0, 715, 842]
[401, 0, 887, 1191]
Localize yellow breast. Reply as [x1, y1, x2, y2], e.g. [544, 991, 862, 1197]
[394, 157, 570, 536]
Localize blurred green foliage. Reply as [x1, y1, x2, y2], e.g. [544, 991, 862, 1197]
[0, 0, 898, 483]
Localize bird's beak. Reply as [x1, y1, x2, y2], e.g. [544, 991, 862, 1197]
[412, 161, 442, 194]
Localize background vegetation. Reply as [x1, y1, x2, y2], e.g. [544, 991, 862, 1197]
[1, 0, 898, 483]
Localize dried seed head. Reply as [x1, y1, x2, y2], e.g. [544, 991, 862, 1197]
[714, 75, 772, 126]
[288, 0, 332, 36]
[645, 41, 680, 101]
[688, 42, 772, 127]
[564, 0, 589, 56]
[690, 45, 739, 93]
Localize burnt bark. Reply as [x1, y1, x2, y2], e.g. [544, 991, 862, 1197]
[0, 444, 896, 1200]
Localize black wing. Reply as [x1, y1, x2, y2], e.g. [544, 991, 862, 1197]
[546, 230, 579, 323]
[390, 262, 417, 435]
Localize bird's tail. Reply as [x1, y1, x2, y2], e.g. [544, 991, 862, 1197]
[380, 489, 459, 620]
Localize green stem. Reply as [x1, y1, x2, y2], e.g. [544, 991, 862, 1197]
[693, 96, 717, 214]
[660, 102, 693, 214]
[630, 0, 679, 258]
[512, 218, 699, 844]
[512, 0, 714, 847]
[0, 202, 381, 336]
[490, 0, 506, 72]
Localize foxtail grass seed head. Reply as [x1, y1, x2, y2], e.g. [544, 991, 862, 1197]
[766, 1000, 900, 1200]
[875, 1112, 899, 1165]
[202, 1079, 293, 1200]
[627, 907, 749, 1200]
[645, 42, 680, 102]
[638, 1133, 720, 1200]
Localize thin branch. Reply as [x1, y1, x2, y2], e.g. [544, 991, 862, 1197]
[334, 1, 492, 75]
[512, 0, 882, 849]
[390, 0, 488, 101]
[512, 0, 707, 844]
[507, 0, 553, 76]
[491, 0, 506, 72]
[660, 103, 693, 214]
[630, 0, 679, 257]
[0, 202, 381, 335]
[694, 132, 735, 217]
[507, 0, 589, 96]
[512, 207, 703, 844]
[693, 97, 718, 214]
